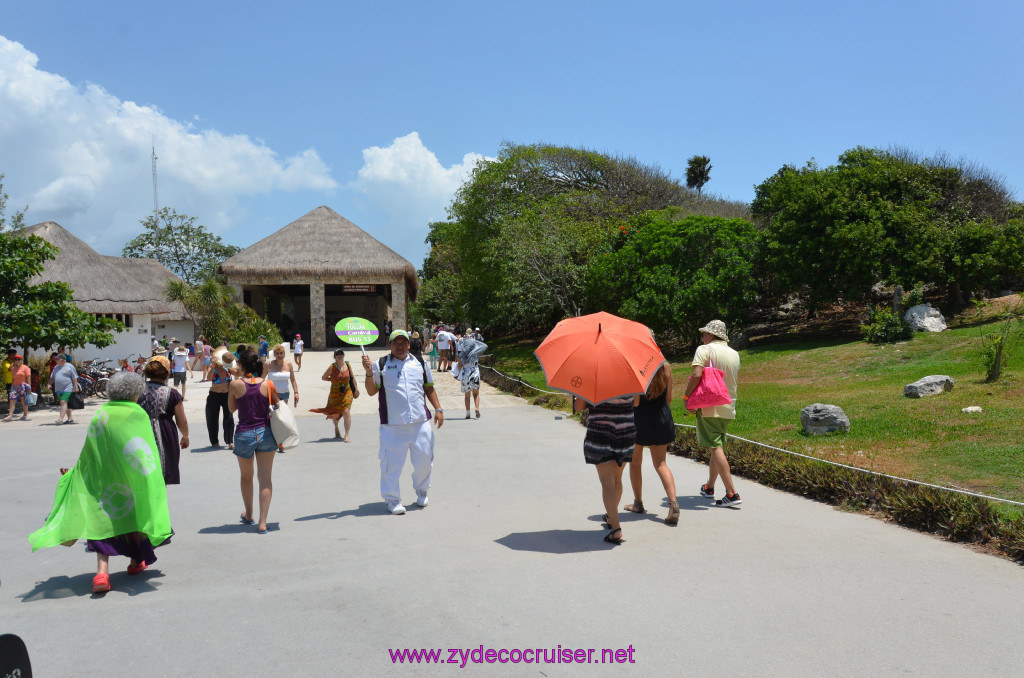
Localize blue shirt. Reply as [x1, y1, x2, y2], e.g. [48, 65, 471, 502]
[258, 340, 270, 357]
[372, 354, 435, 425]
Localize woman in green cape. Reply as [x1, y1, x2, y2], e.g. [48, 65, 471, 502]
[29, 372, 173, 594]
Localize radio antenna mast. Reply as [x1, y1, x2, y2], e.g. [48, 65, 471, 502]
[151, 142, 160, 227]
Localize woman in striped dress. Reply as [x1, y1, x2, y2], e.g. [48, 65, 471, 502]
[574, 394, 640, 544]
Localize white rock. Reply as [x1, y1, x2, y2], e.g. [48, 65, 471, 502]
[904, 303, 947, 332]
[904, 375, 954, 398]
[961, 406, 983, 414]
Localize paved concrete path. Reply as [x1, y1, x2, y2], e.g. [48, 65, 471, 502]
[2, 352, 1023, 676]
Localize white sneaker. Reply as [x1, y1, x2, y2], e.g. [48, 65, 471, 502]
[388, 502, 406, 515]
[416, 495, 429, 507]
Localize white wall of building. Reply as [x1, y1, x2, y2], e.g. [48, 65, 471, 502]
[152, 319, 196, 345]
[22, 314, 154, 364]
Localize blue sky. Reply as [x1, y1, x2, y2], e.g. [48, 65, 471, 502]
[2, 1, 1021, 268]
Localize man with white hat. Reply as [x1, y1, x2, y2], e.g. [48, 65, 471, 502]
[362, 329, 445, 515]
[685, 319, 743, 507]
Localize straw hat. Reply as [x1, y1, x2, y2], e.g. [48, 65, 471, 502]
[145, 355, 171, 376]
[173, 346, 189, 356]
[211, 347, 235, 366]
[698, 320, 729, 342]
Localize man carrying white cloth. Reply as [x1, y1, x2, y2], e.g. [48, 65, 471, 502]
[363, 330, 445, 515]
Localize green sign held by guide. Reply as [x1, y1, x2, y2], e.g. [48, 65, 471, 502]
[335, 317, 379, 356]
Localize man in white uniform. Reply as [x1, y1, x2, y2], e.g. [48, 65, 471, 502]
[363, 330, 445, 515]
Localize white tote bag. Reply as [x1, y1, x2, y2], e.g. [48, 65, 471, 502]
[269, 401, 300, 449]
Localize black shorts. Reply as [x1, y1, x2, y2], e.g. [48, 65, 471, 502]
[172, 372, 186, 385]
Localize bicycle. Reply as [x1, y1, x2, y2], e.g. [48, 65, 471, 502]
[79, 359, 115, 398]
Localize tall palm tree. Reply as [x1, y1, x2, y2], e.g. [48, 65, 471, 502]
[686, 155, 712, 197]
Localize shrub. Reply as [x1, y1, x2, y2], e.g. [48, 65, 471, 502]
[861, 306, 913, 343]
[901, 282, 926, 309]
[230, 308, 282, 347]
[588, 212, 760, 338]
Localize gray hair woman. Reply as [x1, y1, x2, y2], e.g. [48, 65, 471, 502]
[27, 369, 173, 593]
[107, 371, 146, 403]
[88, 370, 168, 591]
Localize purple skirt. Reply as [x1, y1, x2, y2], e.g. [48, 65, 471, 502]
[86, 531, 170, 564]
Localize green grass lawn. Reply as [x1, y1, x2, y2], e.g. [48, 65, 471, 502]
[489, 319, 1024, 504]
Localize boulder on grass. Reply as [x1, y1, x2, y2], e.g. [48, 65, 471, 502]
[962, 406, 983, 414]
[904, 375, 954, 398]
[800, 404, 850, 435]
[904, 304, 947, 332]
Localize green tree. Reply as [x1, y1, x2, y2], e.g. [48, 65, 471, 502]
[685, 155, 712, 196]
[3, 173, 121, 349]
[419, 143, 705, 332]
[0, 235, 122, 350]
[751, 147, 1019, 312]
[588, 212, 760, 339]
[122, 207, 240, 285]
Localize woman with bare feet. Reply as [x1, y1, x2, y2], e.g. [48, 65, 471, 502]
[309, 349, 358, 441]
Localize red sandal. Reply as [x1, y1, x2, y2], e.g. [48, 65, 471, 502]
[92, 572, 111, 593]
[126, 560, 148, 575]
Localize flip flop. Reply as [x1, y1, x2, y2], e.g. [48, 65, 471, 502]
[623, 501, 646, 514]
[257, 528, 269, 535]
[239, 514, 255, 525]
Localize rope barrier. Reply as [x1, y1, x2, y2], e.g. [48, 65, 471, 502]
[674, 422, 1024, 507]
[480, 365, 564, 395]
[479, 360, 1024, 507]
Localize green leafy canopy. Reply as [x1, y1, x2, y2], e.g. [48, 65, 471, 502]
[122, 207, 240, 285]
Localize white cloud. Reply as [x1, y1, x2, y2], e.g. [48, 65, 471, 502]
[0, 35, 337, 251]
[350, 132, 490, 263]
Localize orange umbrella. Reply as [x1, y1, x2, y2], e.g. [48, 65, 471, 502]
[534, 312, 666, 405]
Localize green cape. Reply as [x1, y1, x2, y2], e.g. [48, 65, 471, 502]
[29, 400, 172, 551]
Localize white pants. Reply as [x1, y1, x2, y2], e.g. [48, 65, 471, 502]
[379, 420, 435, 504]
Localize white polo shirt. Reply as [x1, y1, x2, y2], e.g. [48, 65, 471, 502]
[372, 354, 435, 425]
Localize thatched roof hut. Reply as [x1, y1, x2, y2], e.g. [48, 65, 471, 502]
[24, 221, 176, 315]
[105, 256, 190, 320]
[218, 206, 419, 350]
[219, 206, 418, 297]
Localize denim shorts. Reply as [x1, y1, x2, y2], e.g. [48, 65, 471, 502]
[233, 426, 278, 458]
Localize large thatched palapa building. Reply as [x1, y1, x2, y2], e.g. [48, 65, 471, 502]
[218, 206, 418, 350]
[23, 221, 193, 359]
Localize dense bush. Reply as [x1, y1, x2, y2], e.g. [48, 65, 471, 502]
[752, 147, 1023, 311]
[588, 212, 759, 338]
[230, 308, 283, 347]
[861, 306, 913, 343]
